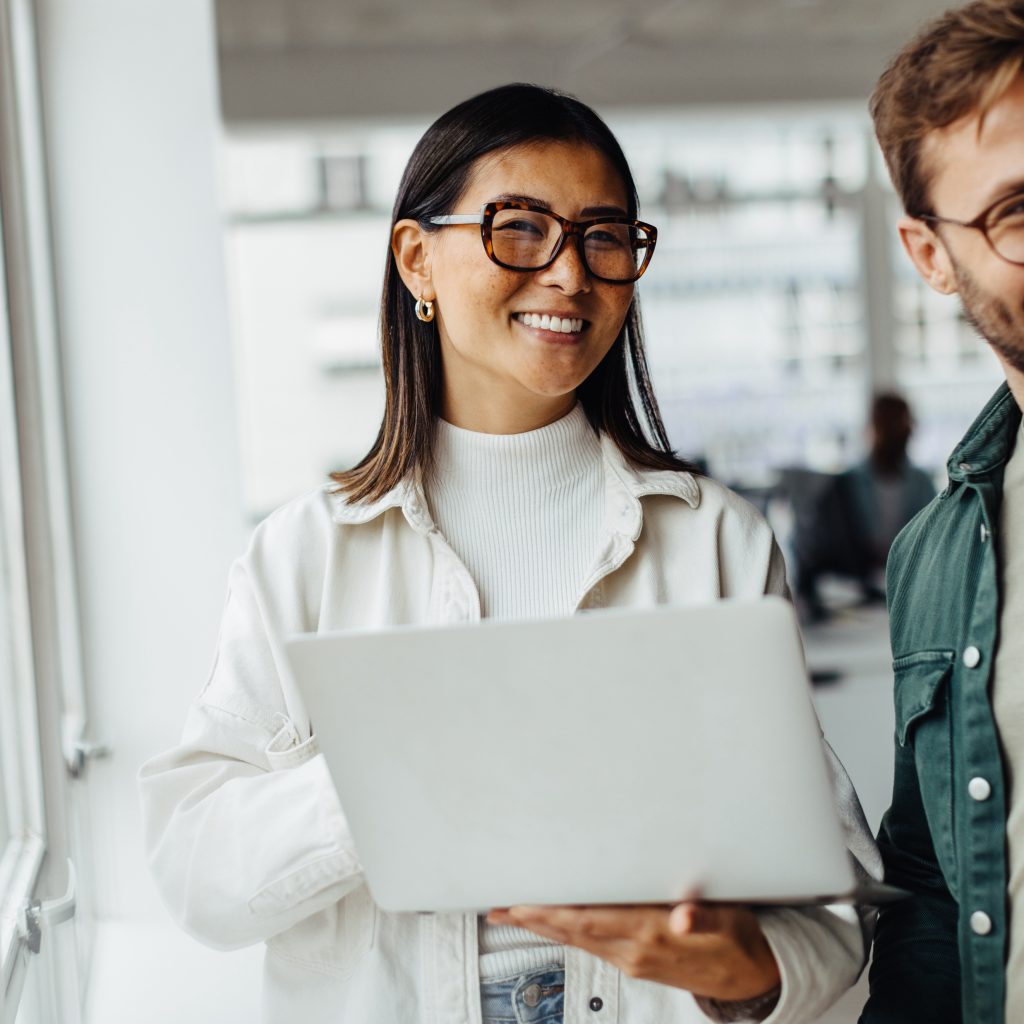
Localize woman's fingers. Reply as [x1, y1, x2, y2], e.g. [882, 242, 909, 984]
[505, 904, 667, 940]
[494, 902, 779, 1001]
[668, 901, 727, 935]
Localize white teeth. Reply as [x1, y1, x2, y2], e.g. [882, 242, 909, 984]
[516, 313, 584, 333]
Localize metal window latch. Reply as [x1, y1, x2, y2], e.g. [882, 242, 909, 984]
[17, 860, 76, 956]
[67, 739, 111, 779]
[63, 712, 111, 778]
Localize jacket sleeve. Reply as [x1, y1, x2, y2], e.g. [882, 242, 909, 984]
[719, 740, 880, 1024]
[858, 734, 961, 1023]
[138, 526, 362, 951]
[698, 530, 882, 1023]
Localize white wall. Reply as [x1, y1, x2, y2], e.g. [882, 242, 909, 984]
[36, 0, 248, 922]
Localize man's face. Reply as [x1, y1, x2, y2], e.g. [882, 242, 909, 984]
[901, 76, 1024, 377]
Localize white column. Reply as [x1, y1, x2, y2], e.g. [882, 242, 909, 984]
[35, 0, 247, 921]
[860, 130, 898, 402]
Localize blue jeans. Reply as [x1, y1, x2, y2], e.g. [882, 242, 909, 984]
[480, 965, 565, 1024]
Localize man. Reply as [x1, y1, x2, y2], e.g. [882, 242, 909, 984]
[796, 393, 935, 619]
[861, 2, 1024, 1022]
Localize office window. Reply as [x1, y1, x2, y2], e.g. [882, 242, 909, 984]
[0, 0, 92, 1018]
[629, 117, 869, 483]
[0, 267, 47, 1020]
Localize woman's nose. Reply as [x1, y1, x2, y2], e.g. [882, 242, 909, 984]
[535, 236, 592, 293]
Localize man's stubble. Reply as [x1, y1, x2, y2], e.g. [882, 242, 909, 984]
[953, 258, 1024, 376]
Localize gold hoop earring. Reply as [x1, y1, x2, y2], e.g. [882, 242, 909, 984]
[415, 297, 435, 323]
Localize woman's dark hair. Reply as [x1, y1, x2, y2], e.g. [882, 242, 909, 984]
[333, 82, 698, 503]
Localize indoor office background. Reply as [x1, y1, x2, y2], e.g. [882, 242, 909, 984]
[0, 1, 1000, 1022]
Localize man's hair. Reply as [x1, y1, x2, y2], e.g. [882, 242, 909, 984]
[870, 0, 1024, 216]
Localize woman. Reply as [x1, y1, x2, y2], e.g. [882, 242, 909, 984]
[140, 84, 878, 1024]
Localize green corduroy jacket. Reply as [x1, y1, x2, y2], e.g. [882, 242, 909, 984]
[861, 382, 1022, 1024]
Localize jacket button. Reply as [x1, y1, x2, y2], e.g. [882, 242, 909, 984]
[968, 777, 992, 801]
[980, 523, 990, 543]
[589, 996, 604, 1011]
[962, 646, 982, 668]
[970, 911, 993, 935]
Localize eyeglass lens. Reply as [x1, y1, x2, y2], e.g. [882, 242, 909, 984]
[987, 192, 1024, 263]
[490, 208, 651, 280]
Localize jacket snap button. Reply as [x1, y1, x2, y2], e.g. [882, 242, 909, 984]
[968, 777, 992, 801]
[959, 461, 973, 472]
[522, 984, 542, 1008]
[970, 910, 992, 936]
[963, 646, 982, 668]
[980, 523, 990, 543]
[589, 996, 604, 1011]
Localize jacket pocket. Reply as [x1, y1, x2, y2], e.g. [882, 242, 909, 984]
[894, 650, 955, 746]
[893, 649, 957, 889]
[266, 882, 377, 979]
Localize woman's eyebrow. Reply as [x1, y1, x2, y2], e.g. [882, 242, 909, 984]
[581, 204, 630, 217]
[490, 192, 629, 217]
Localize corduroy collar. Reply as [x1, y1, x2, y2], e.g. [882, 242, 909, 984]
[946, 381, 1023, 483]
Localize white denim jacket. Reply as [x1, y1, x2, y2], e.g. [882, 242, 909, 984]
[139, 436, 880, 1024]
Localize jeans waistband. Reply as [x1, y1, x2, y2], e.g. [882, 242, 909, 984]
[480, 964, 565, 1024]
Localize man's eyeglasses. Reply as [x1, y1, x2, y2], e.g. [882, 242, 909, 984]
[427, 201, 658, 284]
[913, 189, 1024, 266]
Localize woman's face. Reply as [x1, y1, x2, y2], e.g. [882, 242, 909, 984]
[409, 141, 635, 432]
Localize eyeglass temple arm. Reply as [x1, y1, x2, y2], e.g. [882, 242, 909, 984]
[918, 212, 973, 229]
[427, 215, 482, 225]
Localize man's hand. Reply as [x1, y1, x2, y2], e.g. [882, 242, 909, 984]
[486, 902, 780, 1003]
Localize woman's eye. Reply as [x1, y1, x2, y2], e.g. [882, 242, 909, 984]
[994, 195, 1024, 222]
[585, 228, 628, 248]
[496, 219, 545, 235]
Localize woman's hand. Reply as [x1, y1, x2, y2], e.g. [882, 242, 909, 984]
[486, 902, 780, 1004]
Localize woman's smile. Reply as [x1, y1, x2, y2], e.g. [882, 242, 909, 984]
[512, 311, 589, 342]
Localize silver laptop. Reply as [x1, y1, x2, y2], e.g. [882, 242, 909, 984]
[284, 597, 858, 913]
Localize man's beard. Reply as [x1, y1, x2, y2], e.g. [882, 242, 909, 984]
[954, 259, 1024, 375]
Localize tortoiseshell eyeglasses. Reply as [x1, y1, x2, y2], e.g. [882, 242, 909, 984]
[428, 200, 658, 284]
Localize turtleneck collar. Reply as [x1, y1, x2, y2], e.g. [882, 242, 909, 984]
[431, 404, 601, 495]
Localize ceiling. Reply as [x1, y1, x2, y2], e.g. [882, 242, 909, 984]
[214, 0, 953, 124]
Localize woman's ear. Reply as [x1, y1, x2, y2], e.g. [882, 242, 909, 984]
[392, 219, 436, 302]
[898, 215, 957, 295]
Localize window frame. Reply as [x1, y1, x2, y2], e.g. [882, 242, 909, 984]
[0, 218, 47, 1016]
[0, 0, 92, 1017]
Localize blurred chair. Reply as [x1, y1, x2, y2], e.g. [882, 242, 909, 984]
[778, 467, 850, 620]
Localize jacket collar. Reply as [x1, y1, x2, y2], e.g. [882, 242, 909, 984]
[597, 435, 699, 540]
[327, 473, 432, 534]
[327, 433, 701, 538]
[946, 381, 1023, 483]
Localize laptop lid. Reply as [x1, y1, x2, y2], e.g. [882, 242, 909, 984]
[284, 596, 857, 913]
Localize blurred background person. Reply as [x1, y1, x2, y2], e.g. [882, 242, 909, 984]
[795, 393, 935, 620]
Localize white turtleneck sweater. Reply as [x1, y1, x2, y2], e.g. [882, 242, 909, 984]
[992, 421, 1024, 1020]
[426, 403, 604, 979]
